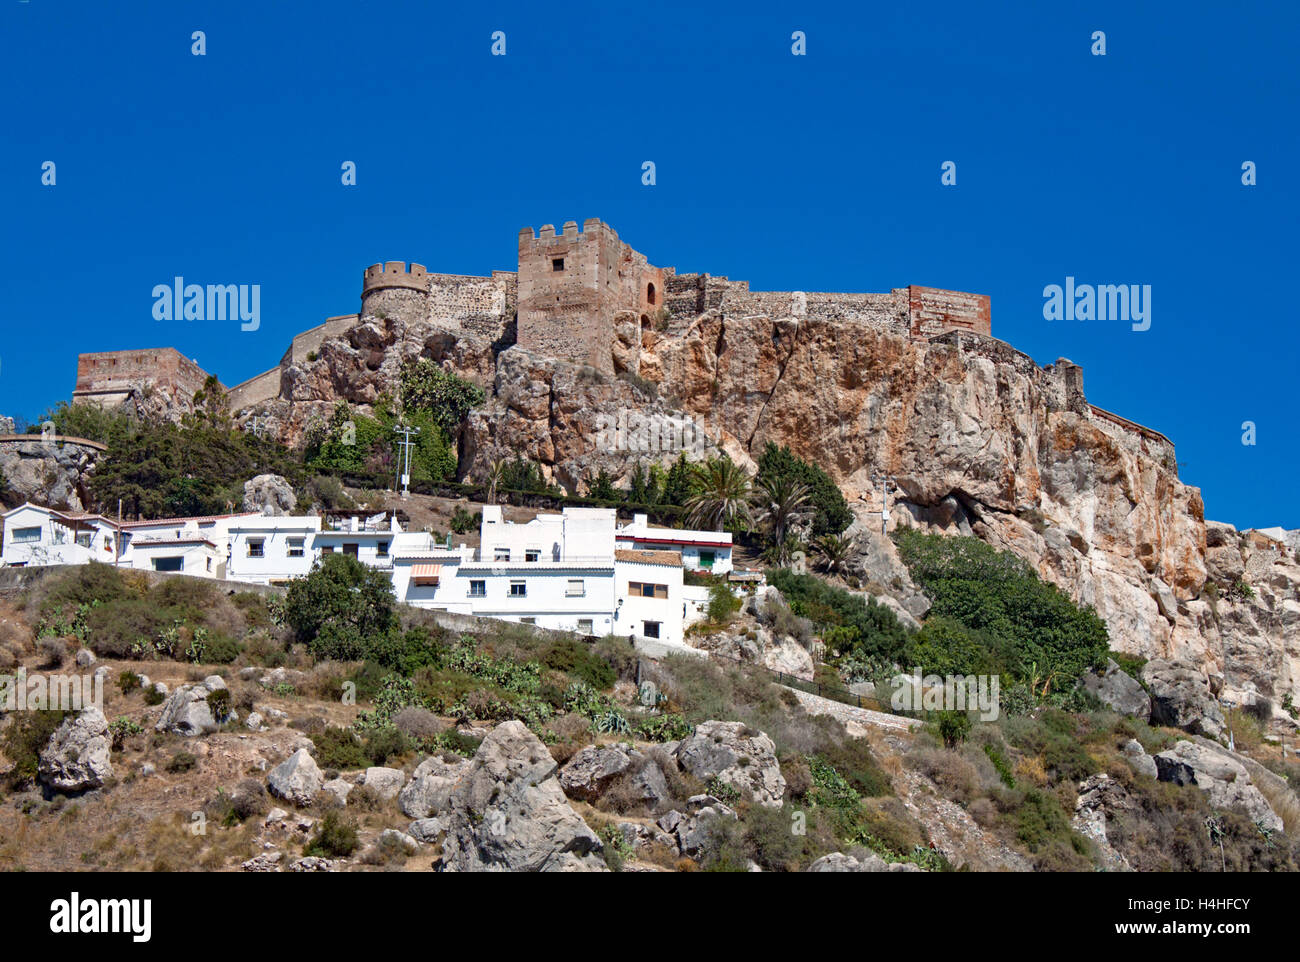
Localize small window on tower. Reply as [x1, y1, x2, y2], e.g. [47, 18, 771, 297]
[552, 258, 564, 272]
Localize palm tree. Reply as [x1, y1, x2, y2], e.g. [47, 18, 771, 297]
[684, 457, 752, 531]
[483, 458, 506, 505]
[752, 474, 813, 547]
[813, 532, 858, 575]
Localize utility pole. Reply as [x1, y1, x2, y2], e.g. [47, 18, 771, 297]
[394, 423, 420, 498]
[870, 473, 896, 536]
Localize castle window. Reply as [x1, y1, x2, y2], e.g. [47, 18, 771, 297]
[552, 258, 564, 272]
[647, 283, 657, 306]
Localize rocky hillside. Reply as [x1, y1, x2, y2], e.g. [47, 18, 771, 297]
[228, 305, 1300, 715]
[4, 564, 1299, 873]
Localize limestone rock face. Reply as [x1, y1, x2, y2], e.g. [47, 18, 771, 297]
[0, 438, 101, 511]
[439, 721, 607, 872]
[1082, 659, 1152, 719]
[228, 297, 1299, 709]
[674, 721, 786, 808]
[399, 755, 469, 819]
[242, 473, 296, 515]
[807, 852, 921, 872]
[38, 706, 112, 792]
[1153, 740, 1283, 832]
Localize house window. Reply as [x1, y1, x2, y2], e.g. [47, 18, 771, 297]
[343, 543, 359, 557]
[153, 557, 184, 572]
[699, 550, 715, 569]
[11, 527, 41, 543]
[75, 532, 92, 548]
[552, 258, 564, 272]
[643, 620, 661, 639]
[206, 557, 212, 572]
[320, 545, 335, 554]
[287, 538, 304, 557]
[525, 549, 540, 563]
[577, 618, 593, 635]
[566, 579, 585, 597]
[521, 617, 536, 625]
[377, 540, 390, 557]
[247, 539, 265, 558]
[647, 282, 657, 305]
[469, 580, 486, 597]
[494, 547, 511, 562]
[629, 581, 668, 600]
[509, 580, 527, 598]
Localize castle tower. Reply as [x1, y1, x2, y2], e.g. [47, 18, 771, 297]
[516, 219, 664, 374]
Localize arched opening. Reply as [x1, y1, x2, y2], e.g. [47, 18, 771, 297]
[646, 283, 657, 306]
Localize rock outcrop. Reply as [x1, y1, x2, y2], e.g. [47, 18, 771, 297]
[38, 706, 112, 792]
[225, 289, 1299, 709]
[438, 721, 607, 872]
[242, 473, 296, 516]
[1142, 660, 1226, 739]
[267, 748, 323, 807]
[1082, 659, 1152, 719]
[1153, 740, 1283, 832]
[0, 436, 101, 511]
[155, 676, 234, 737]
[674, 721, 786, 808]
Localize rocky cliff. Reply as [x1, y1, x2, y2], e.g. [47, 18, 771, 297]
[228, 304, 1300, 716]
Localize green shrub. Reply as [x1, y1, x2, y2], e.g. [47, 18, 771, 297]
[311, 727, 369, 770]
[705, 582, 741, 624]
[206, 688, 232, 720]
[766, 569, 909, 662]
[894, 528, 1109, 687]
[166, 751, 198, 773]
[0, 711, 69, 787]
[449, 505, 478, 534]
[543, 638, 616, 690]
[937, 711, 972, 748]
[305, 810, 359, 858]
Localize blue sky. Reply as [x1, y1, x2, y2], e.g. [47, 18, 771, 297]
[2, 0, 1296, 529]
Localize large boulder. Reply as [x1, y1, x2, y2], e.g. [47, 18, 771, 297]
[38, 706, 113, 792]
[398, 755, 469, 819]
[1141, 660, 1225, 738]
[154, 676, 233, 737]
[674, 721, 786, 808]
[657, 796, 738, 859]
[267, 748, 323, 807]
[242, 473, 297, 516]
[557, 745, 633, 802]
[1081, 659, 1152, 718]
[439, 721, 607, 872]
[807, 852, 921, 872]
[359, 766, 406, 801]
[1153, 740, 1283, 832]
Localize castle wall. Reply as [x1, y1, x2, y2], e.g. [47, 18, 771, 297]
[72, 348, 217, 411]
[908, 285, 991, 338]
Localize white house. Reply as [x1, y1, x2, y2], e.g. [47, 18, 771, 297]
[616, 513, 733, 574]
[226, 515, 324, 584]
[1, 503, 120, 567]
[613, 548, 685, 646]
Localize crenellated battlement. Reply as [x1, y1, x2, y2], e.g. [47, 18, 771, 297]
[362, 261, 430, 294]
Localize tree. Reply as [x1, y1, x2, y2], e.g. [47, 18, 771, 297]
[588, 468, 618, 501]
[661, 452, 693, 506]
[284, 553, 397, 661]
[752, 474, 813, 547]
[189, 375, 231, 429]
[755, 443, 851, 537]
[684, 457, 752, 531]
[398, 357, 485, 436]
[483, 458, 506, 505]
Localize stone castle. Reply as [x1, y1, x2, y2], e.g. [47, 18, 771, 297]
[72, 218, 994, 415]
